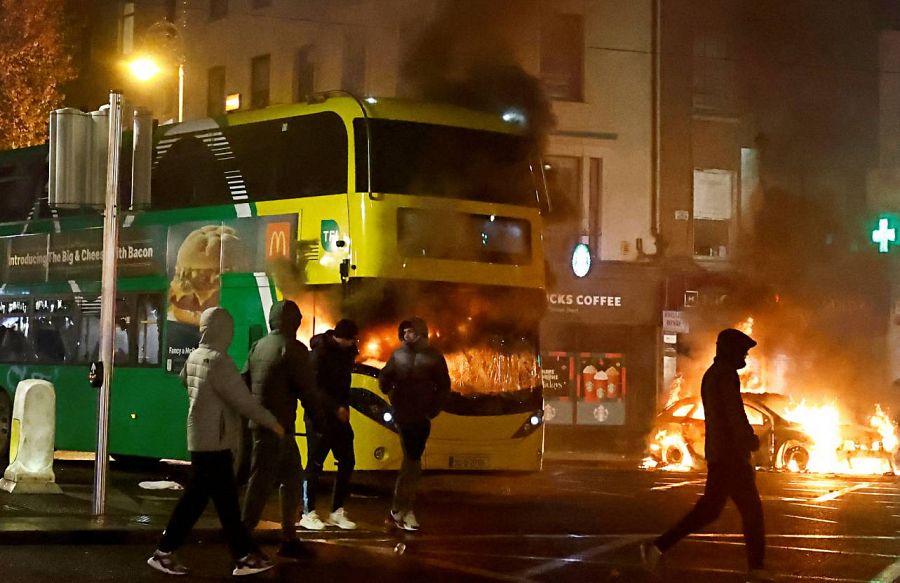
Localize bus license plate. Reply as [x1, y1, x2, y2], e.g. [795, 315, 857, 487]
[449, 455, 489, 469]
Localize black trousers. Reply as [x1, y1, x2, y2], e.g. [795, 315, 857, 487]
[158, 450, 255, 560]
[655, 460, 766, 570]
[392, 419, 431, 514]
[303, 415, 355, 513]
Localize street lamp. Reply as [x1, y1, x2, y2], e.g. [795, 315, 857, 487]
[126, 54, 184, 122]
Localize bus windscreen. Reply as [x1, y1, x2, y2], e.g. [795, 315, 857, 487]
[354, 119, 538, 206]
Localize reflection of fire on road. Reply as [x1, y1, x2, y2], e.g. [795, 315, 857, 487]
[647, 316, 899, 475]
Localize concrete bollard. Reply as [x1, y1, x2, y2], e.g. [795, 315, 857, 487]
[0, 380, 62, 494]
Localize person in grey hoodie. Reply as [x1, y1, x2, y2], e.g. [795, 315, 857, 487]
[379, 317, 450, 531]
[147, 307, 284, 578]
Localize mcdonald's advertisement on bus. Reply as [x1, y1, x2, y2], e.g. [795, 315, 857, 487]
[165, 214, 297, 371]
[0, 226, 166, 284]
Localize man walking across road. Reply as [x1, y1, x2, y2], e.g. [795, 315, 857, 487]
[379, 317, 450, 531]
[300, 319, 360, 531]
[641, 328, 773, 583]
[241, 300, 321, 560]
[147, 307, 283, 577]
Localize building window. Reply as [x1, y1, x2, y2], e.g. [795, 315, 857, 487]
[540, 12, 584, 101]
[294, 44, 316, 102]
[342, 31, 366, 96]
[693, 169, 735, 258]
[693, 34, 734, 112]
[250, 54, 271, 109]
[210, 0, 228, 20]
[120, 2, 135, 55]
[543, 155, 582, 223]
[207, 66, 226, 117]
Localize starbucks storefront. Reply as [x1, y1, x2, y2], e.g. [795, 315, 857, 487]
[541, 263, 662, 453]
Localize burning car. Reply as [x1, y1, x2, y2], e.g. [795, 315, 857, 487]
[645, 392, 897, 474]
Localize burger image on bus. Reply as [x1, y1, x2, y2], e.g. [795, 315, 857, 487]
[167, 225, 245, 326]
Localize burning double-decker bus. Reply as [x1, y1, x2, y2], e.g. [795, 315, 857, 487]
[0, 94, 546, 470]
[645, 319, 898, 475]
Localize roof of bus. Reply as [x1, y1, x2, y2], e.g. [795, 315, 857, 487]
[177, 95, 526, 135]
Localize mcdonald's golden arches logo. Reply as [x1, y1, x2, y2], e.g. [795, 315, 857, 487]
[266, 222, 292, 259]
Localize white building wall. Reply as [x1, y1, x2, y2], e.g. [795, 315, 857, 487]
[176, 0, 653, 263]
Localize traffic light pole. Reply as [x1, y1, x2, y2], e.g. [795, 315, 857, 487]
[92, 91, 123, 517]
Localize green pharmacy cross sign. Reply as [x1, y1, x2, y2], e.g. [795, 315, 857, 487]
[872, 216, 897, 253]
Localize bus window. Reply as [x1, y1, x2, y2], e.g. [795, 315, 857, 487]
[77, 296, 133, 364]
[137, 294, 162, 365]
[225, 112, 348, 200]
[0, 299, 30, 362]
[355, 119, 537, 206]
[152, 135, 231, 209]
[32, 298, 77, 363]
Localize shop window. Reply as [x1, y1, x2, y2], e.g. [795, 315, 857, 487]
[207, 66, 226, 117]
[541, 351, 626, 426]
[294, 45, 316, 101]
[540, 12, 584, 101]
[693, 169, 734, 258]
[250, 54, 271, 109]
[693, 33, 734, 113]
[120, 2, 135, 55]
[543, 155, 582, 223]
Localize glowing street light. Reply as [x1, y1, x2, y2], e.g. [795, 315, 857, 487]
[128, 56, 161, 82]
[127, 54, 184, 122]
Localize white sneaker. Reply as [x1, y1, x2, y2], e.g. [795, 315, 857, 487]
[327, 508, 357, 530]
[298, 511, 325, 530]
[400, 510, 419, 531]
[640, 541, 662, 572]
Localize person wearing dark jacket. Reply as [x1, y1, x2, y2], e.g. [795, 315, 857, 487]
[642, 329, 772, 583]
[378, 317, 450, 531]
[147, 307, 282, 577]
[240, 300, 320, 560]
[300, 319, 359, 531]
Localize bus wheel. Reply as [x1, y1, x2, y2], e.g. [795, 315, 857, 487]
[0, 390, 10, 461]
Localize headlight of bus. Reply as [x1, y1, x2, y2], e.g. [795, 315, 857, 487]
[512, 410, 544, 438]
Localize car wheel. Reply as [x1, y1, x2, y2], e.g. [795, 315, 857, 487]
[778, 440, 810, 472]
[0, 389, 11, 462]
[662, 441, 689, 466]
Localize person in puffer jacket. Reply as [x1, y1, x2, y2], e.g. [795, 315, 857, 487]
[379, 317, 450, 532]
[147, 307, 283, 578]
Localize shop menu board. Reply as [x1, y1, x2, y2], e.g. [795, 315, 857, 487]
[540, 351, 626, 426]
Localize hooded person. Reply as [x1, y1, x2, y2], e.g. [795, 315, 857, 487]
[240, 300, 322, 560]
[147, 307, 283, 577]
[642, 329, 772, 583]
[300, 318, 360, 531]
[378, 317, 450, 531]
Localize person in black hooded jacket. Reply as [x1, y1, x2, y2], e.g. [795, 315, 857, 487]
[300, 319, 359, 531]
[642, 328, 772, 583]
[379, 317, 450, 531]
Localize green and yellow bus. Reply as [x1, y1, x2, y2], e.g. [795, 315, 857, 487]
[0, 94, 546, 471]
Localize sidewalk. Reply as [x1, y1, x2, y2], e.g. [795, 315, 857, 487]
[0, 458, 276, 546]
